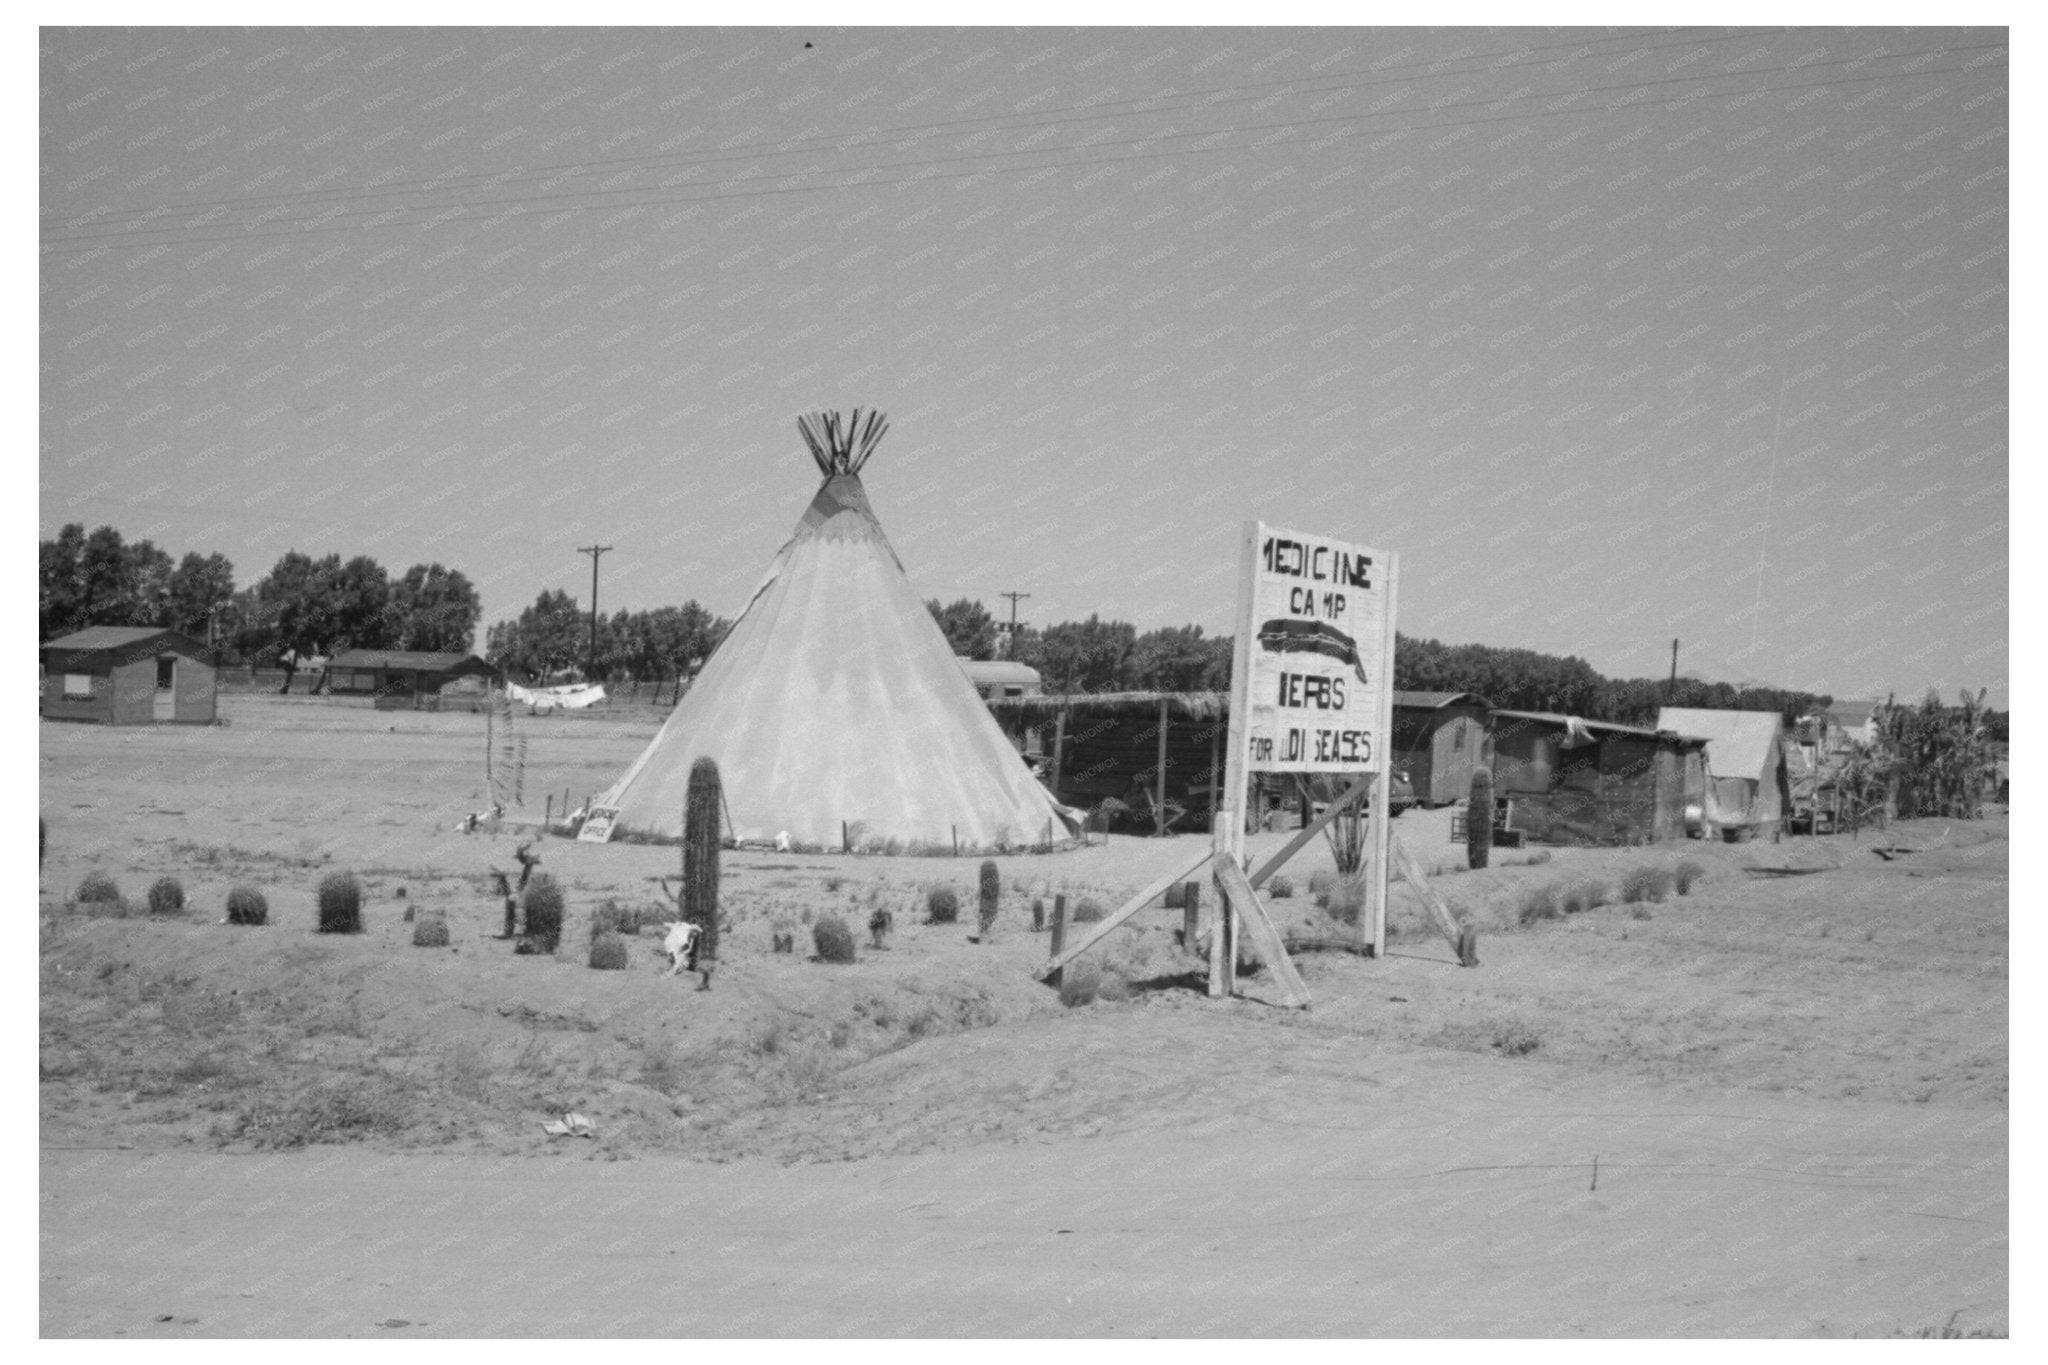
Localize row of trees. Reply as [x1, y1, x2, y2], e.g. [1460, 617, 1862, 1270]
[39, 524, 482, 684]
[926, 600, 1831, 722]
[483, 591, 730, 684]
[928, 601, 1232, 694]
[40, 524, 235, 643]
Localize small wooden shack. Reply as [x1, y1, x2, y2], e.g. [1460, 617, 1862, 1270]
[1391, 690, 1493, 806]
[1490, 709, 1707, 845]
[327, 650, 498, 711]
[41, 626, 218, 725]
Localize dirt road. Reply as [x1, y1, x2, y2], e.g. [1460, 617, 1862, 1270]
[43, 1062, 2005, 1338]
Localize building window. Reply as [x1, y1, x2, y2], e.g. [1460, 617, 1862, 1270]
[63, 673, 94, 699]
[156, 657, 176, 691]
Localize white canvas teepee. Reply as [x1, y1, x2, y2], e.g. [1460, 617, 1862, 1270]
[596, 411, 1074, 851]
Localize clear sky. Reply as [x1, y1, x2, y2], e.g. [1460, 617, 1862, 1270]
[39, 23, 2009, 707]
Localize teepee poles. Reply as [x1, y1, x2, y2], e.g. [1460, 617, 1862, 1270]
[797, 408, 890, 477]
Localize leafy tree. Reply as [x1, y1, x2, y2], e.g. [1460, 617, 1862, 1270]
[257, 551, 342, 690]
[485, 589, 586, 681]
[328, 555, 393, 652]
[77, 525, 137, 627]
[1019, 616, 1137, 694]
[126, 540, 176, 627]
[165, 551, 236, 642]
[386, 562, 480, 653]
[38, 523, 87, 639]
[1129, 625, 1223, 692]
[926, 597, 998, 660]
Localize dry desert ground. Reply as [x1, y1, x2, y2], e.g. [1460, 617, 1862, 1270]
[39, 694, 2007, 1337]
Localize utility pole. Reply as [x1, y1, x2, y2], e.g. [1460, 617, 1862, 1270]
[578, 545, 612, 682]
[999, 590, 1031, 660]
[1668, 638, 1679, 703]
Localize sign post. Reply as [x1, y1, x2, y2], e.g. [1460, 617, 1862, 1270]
[1217, 520, 1397, 970]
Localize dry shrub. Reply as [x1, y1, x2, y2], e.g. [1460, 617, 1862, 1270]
[924, 886, 959, 924]
[146, 876, 186, 916]
[1323, 875, 1367, 925]
[1058, 960, 1102, 1007]
[1620, 866, 1674, 904]
[225, 886, 268, 926]
[589, 899, 637, 941]
[1071, 897, 1107, 924]
[1673, 859, 1707, 895]
[1560, 880, 1608, 915]
[588, 929, 630, 970]
[1517, 884, 1561, 925]
[1492, 1021, 1541, 1056]
[1306, 869, 1336, 902]
[1267, 874, 1295, 899]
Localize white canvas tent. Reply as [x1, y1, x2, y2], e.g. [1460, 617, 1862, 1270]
[596, 411, 1075, 851]
[1657, 707, 1790, 834]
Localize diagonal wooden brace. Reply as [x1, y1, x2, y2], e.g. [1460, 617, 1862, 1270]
[1213, 856, 1311, 1008]
[1249, 771, 1374, 889]
[1390, 835, 1479, 967]
[1034, 848, 1214, 982]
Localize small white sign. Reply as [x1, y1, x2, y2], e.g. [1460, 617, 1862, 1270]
[577, 805, 619, 843]
[1236, 522, 1395, 774]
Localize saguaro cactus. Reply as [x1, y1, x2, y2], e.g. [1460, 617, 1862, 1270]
[684, 757, 722, 964]
[1467, 766, 1494, 870]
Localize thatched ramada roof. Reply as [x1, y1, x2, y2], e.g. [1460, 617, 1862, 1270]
[988, 690, 1228, 724]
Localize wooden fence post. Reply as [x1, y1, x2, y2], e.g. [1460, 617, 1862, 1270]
[1182, 881, 1201, 951]
[1048, 894, 1068, 985]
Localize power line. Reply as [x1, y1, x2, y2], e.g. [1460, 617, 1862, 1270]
[46, 26, 1748, 231]
[39, 51, 2004, 258]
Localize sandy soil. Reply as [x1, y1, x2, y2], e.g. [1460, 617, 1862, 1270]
[39, 696, 2008, 1337]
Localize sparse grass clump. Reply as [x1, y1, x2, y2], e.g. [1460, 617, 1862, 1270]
[411, 909, 451, 948]
[1267, 874, 1294, 899]
[522, 873, 564, 952]
[812, 914, 856, 963]
[1620, 866, 1675, 905]
[589, 899, 636, 941]
[316, 872, 362, 934]
[1322, 875, 1367, 926]
[225, 886, 268, 926]
[146, 876, 185, 916]
[1492, 1022, 1541, 1056]
[1058, 960, 1102, 1007]
[924, 886, 959, 924]
[1307, 869, 1336, 901]
[75, 872, 123, 910]
[588, 929, 630, 971]
[1517, 884, 1561, 925]
[1559, 879, 1608, 915]
[1673, 858, 1707, 895]
[1071, 897, 1106, 924]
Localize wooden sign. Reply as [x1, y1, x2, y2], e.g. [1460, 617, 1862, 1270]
[577, 804, 619, 843]
[1233, 522, 1396, 774]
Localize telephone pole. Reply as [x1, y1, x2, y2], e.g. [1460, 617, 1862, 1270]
[998, 590, 1031, 660]
[578, 545, 613, 682]
[1668, 638, 1680, 703]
